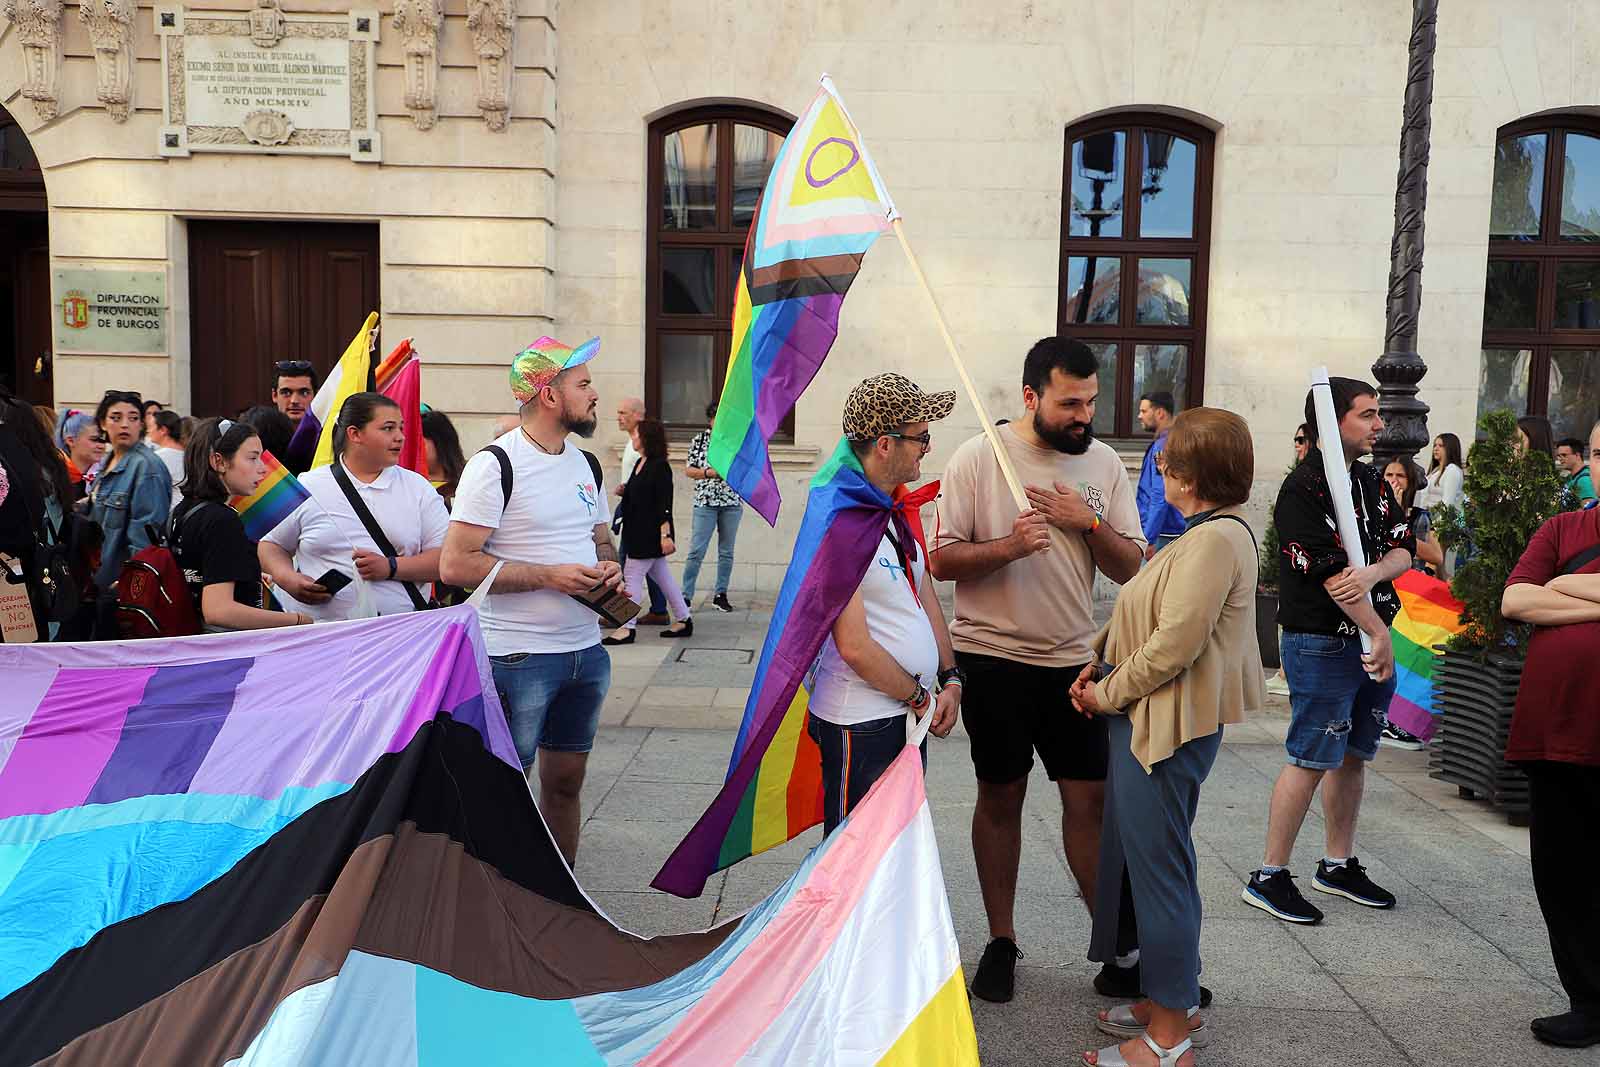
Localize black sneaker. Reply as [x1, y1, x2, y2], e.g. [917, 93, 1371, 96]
[713, 593, 734, 613]
[1242, 869, 1324, 924]
[1312, 857, 1396, 908]
[1379, 724, 1426, 750]
[1531, 1010, 1600, 1048]
[970, 937, 1022, 1003]
[1093, 961, 1212, 1008]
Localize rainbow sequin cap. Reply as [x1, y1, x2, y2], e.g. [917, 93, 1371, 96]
[510, 335, 601, 403]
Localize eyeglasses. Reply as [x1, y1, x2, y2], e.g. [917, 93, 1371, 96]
[884, 431, 933, 449]
[1293, 436, 1308, 445]
[273, 360, 314, 375]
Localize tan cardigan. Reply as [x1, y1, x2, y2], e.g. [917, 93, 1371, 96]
[1091, 505, 1265, 772]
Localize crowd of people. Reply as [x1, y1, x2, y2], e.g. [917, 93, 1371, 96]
[2, 331, 1597, 1060]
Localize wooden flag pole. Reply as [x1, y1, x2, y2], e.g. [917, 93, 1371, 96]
[891, 218, 1029, 511]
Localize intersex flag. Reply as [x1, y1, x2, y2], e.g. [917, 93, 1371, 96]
[1387, 568, 1466, 742]
[0, 605, 977, 1066]
[654, 439, 940, 898]
[379, 352, 426, 478]
[284, 311, 378, 472]
[227, 449, 310, 541]
[709, 75, 897, 524]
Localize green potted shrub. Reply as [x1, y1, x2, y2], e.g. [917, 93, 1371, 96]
[1256, 503, 1282, 670]
[1429, 408, 1568, 820]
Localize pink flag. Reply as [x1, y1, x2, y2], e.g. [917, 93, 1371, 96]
[380, 356, 426, 477]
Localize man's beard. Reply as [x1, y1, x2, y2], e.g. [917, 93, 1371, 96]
[562, 408, 598, 438]
[1035, 414, 1093, 455]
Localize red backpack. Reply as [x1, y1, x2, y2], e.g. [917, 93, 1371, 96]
[114, 508, 200, 639]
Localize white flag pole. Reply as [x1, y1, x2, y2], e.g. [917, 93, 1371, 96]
[1309, 367, 1375, 661]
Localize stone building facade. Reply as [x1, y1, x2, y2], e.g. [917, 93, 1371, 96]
[5, 0, 1600, 589]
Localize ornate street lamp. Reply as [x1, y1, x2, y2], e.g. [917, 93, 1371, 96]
[1372, 0, 1439, 467]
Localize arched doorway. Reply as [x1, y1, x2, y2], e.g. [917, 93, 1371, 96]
[0, 102, 51, 404]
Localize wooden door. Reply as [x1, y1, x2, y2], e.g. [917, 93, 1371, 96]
[187, 220, 379, 418]
[0, 213, 51, 405]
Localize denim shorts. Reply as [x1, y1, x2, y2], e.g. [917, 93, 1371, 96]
[491, 643, 611, 770]
[1280, 631, 1394, 771]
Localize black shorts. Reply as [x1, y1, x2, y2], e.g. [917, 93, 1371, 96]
[957, 650, 1109, 784]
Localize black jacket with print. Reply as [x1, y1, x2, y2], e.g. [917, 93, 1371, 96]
[1275, 447, 1415, 635]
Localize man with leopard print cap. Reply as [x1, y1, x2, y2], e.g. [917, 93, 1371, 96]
[806, 373, 963, 835]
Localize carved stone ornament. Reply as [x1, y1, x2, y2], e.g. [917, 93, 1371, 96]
[249, 0, 284, 47]
[240, 108, 293, 145]
[391, 0, 442, 130]
[466, 0, 513, 131]
[2, 0, 64, 121]
[78, 0, 136, 122]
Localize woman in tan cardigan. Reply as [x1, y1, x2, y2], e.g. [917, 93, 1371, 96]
[1071, 408, 1265, 1067]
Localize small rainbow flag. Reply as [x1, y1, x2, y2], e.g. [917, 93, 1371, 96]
[228, 450, 309, 541]
[708, 75, 896, 524]
[654, 440, 935, 898]
[1387, 568, 1466, 742]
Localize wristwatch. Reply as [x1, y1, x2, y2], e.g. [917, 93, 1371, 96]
[938, 665, 965, 691]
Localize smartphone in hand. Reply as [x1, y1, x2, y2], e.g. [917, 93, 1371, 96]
[316, 568, 353, 596]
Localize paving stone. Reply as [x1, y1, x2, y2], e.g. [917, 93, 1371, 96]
[1340, 973, 1579, 1067]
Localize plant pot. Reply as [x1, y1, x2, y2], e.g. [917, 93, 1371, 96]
[1255, 591, 1280, 669]
[1429, 649, 1528, 823]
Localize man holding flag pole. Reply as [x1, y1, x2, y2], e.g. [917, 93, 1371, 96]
[1243, 374, 1414, 926]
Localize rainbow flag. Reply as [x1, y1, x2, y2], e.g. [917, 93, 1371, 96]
[655, 439, 918, 898]
[1387, 568, 1466, 742]
[373, 336, 415, 392]
[0, 606, 978, 1066]
[708, 75, 896, 524]
[284, 311, 378, 472]
[380, 353, 426, 478]
[227, 449, 309, 541]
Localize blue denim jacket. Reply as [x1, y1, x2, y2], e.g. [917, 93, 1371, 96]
[90, 442, 173, 588]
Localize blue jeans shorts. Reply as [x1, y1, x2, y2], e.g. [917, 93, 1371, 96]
[1280, 631, 1395, 771]
[491, 643, 611, 770]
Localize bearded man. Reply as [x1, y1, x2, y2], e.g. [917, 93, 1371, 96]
[930, 336, 1146, 1005]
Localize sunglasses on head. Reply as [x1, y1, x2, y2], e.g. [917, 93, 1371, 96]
[274, 360, 314, 375]
[101, 390, 142, 405]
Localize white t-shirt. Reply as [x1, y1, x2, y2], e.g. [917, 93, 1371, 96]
[620, 437, 640, 487]
[809, 531, 939, 726]
[156, 445, 185, 510]
[263, 461, 450, 621]
[451, 429, 612, 656]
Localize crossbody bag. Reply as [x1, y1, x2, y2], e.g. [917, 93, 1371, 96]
[330, 463, 433, 612]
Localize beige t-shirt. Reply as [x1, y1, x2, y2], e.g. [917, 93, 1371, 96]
[933, 424, 1144, 667]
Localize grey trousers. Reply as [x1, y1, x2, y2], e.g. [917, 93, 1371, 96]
[1087, 714, 1223, 1011]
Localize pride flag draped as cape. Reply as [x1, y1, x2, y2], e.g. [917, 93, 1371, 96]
[227, 449, 310, 541]
[0, 606, 977, 1066]
[284, 311, 379, 472]
[654, 440, 938, 898]
[708, 76, 897, 524]
[1387, 568, 1466, 742]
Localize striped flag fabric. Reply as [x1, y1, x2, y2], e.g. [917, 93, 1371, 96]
[379, 353, 426, 478]
[654, 440, 938, 898]
[284, 311, 378, 472]
[1387, 568, 1466, 742]
[0, 605, 977, 1066]
[708, 75, 896, 524]
[227, 449, 309, 541]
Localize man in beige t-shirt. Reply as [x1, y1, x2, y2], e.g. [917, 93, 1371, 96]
[930, 336, 1145, 1004]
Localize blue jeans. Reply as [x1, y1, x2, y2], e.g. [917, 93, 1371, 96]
[1280, 631, 1394, 770]
[491, 644, 611, 770]
[681, 504, 743, 601]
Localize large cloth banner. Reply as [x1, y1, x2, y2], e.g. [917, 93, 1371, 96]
[0, 607, 976, 1065]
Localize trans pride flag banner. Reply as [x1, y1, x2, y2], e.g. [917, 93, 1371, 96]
[0, 604, 977, 1065]
[655, 441, 938, 898]
[709, 76, 897, 524]
[1387, 568, 1466, 742]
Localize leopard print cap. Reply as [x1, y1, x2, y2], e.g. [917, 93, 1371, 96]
[842, 373, 958, 441]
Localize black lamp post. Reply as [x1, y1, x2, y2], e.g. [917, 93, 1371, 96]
[1372, 0, 1439, 467]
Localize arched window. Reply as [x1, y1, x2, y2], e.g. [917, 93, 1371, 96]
[0, 104, 45, 211]
[646, 104, 792, 435]
[1479, 116, 1600, 439]
[1058, 114, 1214, 438]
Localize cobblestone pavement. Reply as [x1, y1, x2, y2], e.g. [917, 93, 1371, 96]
[567, 599, 1572, 1067]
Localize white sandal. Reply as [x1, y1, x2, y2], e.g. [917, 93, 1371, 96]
[1095, 1005, 1210, 1048]
[1082, 1033, 1194, 1067]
